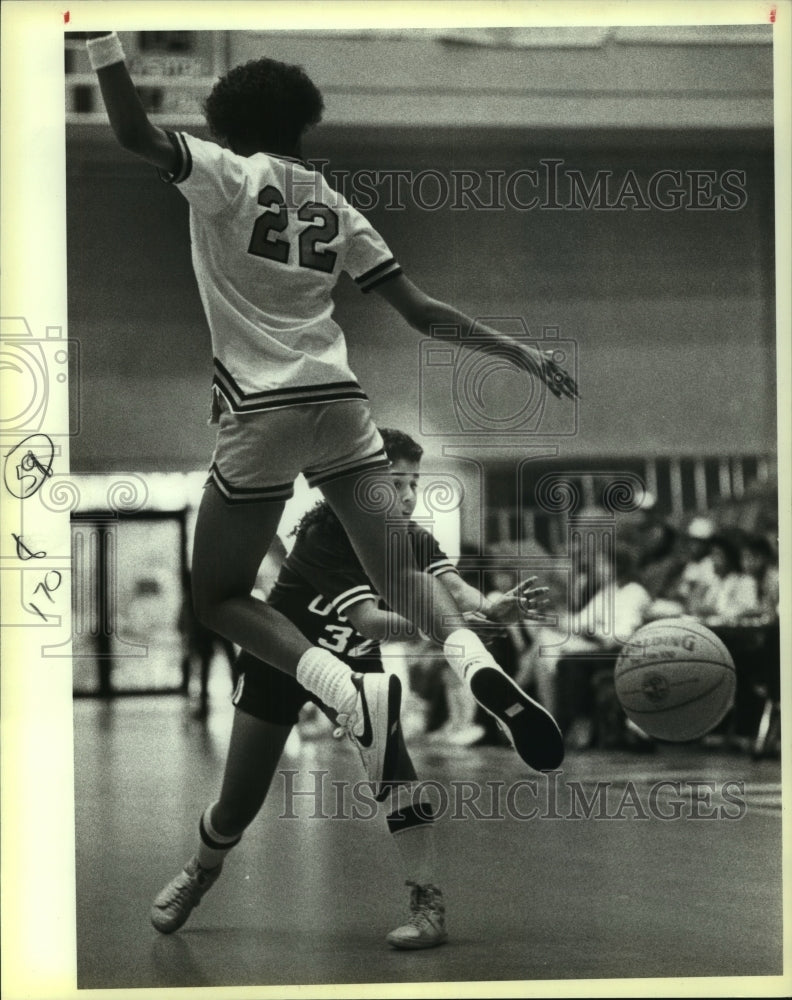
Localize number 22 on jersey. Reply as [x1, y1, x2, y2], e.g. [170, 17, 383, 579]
[248, 184, 339, 274]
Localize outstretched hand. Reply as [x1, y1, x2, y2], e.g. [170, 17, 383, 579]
[486, 576, 551, 624]
[542, 349, 578, 400]
[521, 346, 578, 400]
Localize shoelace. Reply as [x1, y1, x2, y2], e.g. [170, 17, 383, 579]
[332, 687, 363, 740]
[404, 881, 444, 931]
[158, 872, 197, 907]
[332, 710, 356, 740]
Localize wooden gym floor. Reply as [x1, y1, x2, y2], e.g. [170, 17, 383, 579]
[73, 692, 783, 993]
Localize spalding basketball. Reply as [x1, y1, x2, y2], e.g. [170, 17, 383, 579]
[614, 618, 736, 742]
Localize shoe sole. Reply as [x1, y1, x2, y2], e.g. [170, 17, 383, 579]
[151, 908, 190, 935]
[151, 896, 196, 934]
[386, 931, 448, 950]
[469, 667, 564, 771]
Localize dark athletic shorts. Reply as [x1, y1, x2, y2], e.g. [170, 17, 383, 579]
[231, 649, 384, 726]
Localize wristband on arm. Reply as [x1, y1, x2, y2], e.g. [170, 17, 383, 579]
[86, 32, 126, 71]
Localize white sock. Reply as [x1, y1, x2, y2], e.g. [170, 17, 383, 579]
[197, 803, 242, 870]
[296, 647, 358, 715]
[442, 628, 499, 685]
[387, 784, 438, 887]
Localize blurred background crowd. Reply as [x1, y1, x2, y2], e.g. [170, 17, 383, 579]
[245, 482, 780, 761]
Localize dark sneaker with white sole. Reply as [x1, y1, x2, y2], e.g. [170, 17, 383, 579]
[468, 665, 564, 771]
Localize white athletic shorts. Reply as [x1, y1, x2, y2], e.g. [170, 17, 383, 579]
[207, 393, 389, 504]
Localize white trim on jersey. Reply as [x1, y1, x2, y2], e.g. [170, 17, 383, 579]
[331, 585, 377, 616]
[426, 559, 459, 577]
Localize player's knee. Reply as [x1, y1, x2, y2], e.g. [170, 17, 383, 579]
[191, 587, 223, 631]
[210, 803, 252, 838]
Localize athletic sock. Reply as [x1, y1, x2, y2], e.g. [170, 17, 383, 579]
[386, 783, 438, 887]
[296, 647, 358, 715]
[442, 627, 501, 686]
[197, 803, 242, 870]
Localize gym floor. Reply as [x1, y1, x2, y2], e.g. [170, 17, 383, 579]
[73, 693, 783, 992]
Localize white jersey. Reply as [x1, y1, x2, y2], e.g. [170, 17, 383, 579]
[161, 132, 401, 412]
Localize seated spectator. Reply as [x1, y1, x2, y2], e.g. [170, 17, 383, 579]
[567, 510, 609, 614]
[524, 545, 651, 747]
[694, 531, 758, 626]
[568, 545, 650, 651]
[738, 534, 779, 624]
[674, 516, 717, 617]
[637, 519, 687, 603]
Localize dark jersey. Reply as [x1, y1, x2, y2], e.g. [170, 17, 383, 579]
[267, 517, 457, 667]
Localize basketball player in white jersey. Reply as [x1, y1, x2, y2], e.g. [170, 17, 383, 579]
[86, 35, 575, 799]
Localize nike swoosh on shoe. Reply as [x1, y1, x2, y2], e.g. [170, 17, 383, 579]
[353, 673, 373, 748]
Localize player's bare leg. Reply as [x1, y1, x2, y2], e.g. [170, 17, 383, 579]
[213, 713, 293, 833]
[318, 474, 464, 643]
[379, 727, 447, 949]
[151, 711, 292, 933]
[190, 483, 310, 668]
[191, 482, 401, 784]
[321, 472, 564, 772]
[322, 702, 446, 949]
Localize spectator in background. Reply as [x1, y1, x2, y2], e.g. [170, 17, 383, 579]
[565, 544, 650, 658]
[405, 543, 553, 747]
[567, 516, 603, 614]
[524, 545, 651, 746]
[694, 531, 758, 626]
[739, 534, 779, 624]
[675, 516, 717, 618]
[637, 519, 687, 603]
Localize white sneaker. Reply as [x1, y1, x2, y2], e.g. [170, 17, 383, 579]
[468, 665, 564, 772]
[150, 856, 222, 934]
[333, 672, 402, 801]
[386, 881, 448, 950]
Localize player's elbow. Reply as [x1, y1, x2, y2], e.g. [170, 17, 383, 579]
[114, 121, 158, 158]
[377, 276, 453, 335]
[406, 297, 446, 335]
[113, 127, 144, 155]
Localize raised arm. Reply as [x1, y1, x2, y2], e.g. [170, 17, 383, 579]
[85, 32, 178, 172]
[373, 273, 578, 400]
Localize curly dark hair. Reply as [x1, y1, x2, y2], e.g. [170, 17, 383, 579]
[378, 428, 423, 466]
[290, 428, 423, 542]
[204, 58, 324, 153]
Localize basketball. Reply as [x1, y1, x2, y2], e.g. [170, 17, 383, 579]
[614, 618, 736, 742]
